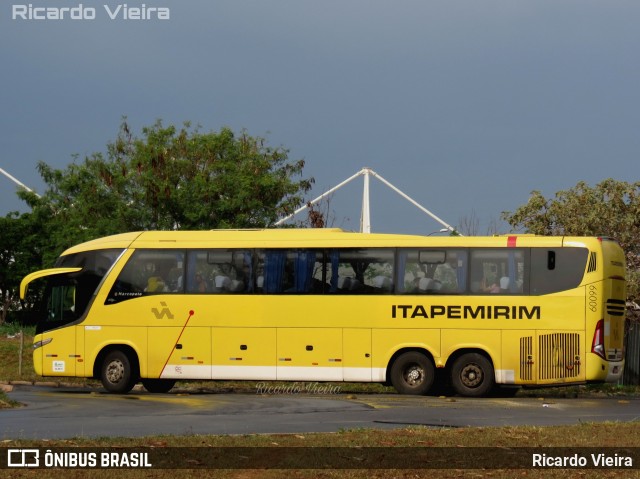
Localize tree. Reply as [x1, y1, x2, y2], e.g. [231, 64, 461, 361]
[19, 119, 314, 261]
[0, 212, 47, 324]
[457, 210, 502, 236]
[502, 179, 640, 315]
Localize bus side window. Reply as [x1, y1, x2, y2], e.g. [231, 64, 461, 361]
[470, 249, 524, 295]
[397, 249, 466, 294]
[106, 250, 184, 303]
[257, 250, 323, 294]
[327, 249, 394, 294]
[186, 250, 252, 294]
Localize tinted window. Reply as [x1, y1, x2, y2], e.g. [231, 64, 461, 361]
[256, 250, 325, 294]
[397, 249, 467, 294]
[38, 249, 124, 333]
[106, 250, 184, 303]
[470, 249, 525, 295]
[56, 249, 123, 275]
[530, 248, 588, 294]
[326, 249, 394, 294]
[187, 250, 253, 294]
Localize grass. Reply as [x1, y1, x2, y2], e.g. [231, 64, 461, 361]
[2, 323, 639, 478]
[3, 423, 640, 478]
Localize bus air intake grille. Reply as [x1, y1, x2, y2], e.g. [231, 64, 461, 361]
[519, 336, 533, 381]
[538, 333, 581, 380]
[587, 253, 597, 273]
[606, 299, 626, 316]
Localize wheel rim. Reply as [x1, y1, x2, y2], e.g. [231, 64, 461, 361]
[460, 363, 483, 388]
[404, 363, 424, 387]
[106, 360, 125, 385]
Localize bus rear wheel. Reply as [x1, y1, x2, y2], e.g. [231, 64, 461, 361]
[142, 379, 176, 394]
[101, 350, 137, 394]
[390, 351, 435, 395]
[450, 353, 494, 397]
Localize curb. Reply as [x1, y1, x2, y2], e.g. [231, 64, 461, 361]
[0, 380, 97, 388]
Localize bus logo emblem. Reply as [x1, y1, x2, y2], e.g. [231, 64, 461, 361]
[7, 449, 40, 467]
[151, 302, 174, 319]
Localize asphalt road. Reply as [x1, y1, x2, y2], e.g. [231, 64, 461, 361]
[2, 385, 639, 440]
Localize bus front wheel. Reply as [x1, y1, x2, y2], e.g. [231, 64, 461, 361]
[450, 353, 494, 397]
[142, 379, 176, 394]
[390, 351, 435, 395]
[101, 350, 137, 394]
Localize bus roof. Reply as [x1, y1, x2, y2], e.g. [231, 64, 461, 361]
[59, 229, 611, 256]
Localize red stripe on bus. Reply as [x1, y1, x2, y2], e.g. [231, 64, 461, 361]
[159, 309, 195, 378]
[507, 236, 517, 247]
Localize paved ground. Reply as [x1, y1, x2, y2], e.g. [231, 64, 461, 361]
[2, 385, 639, 439]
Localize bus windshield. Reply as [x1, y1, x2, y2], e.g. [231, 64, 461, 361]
[36, 249, 124, 333]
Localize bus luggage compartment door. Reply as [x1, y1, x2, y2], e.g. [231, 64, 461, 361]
[149, 327, 211, 380]
[276, 328, 343, 381]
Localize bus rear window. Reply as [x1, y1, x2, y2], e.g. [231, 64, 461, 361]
[530, 248, 589, 295]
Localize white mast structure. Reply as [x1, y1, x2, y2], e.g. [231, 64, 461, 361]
[0, 167, 40, 197]
[275, 167, 458, 235]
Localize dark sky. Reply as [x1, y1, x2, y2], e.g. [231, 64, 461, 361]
[2, 1, 639, 234]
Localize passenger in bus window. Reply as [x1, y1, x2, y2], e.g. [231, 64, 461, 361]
[167, 267, 183, 292]
[145, 275, 168, 292]
[483, 278, 501, 293]
[195, 271, 209, 293]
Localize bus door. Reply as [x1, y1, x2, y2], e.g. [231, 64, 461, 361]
[40, 281, 80, 377]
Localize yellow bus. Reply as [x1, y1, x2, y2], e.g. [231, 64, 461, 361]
[20, 229, 626, 396]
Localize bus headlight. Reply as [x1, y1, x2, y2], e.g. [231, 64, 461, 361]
[33, 338, 53, 350]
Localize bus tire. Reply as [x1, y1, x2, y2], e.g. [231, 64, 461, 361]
[390, 351, 435, 395]
[142, 379, 176, 394]
[450, 353, 494, 397]
[101, 350, 137, 394]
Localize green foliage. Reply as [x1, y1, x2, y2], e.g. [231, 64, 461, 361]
[502, 179, 640, 308]
[5, 119, 313, 319]
[0, 212, 48, 324]
[18, 119, 314, 261]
